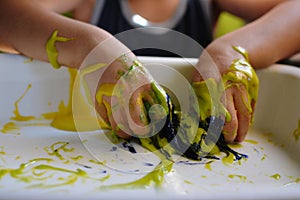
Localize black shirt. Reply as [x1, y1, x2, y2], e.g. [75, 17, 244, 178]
[93, 0, 213, 57]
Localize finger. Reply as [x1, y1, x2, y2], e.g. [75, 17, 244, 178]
[191, 68, 203, 82]
[102, 96, 131, 139]
[143, 92, 168, 121]
[127, 89, 150, 136]
[250, 99, 257, 124]
[233, 86, 251, 143]
[222, 88, 238, 143]
[95, 100, 110, 129]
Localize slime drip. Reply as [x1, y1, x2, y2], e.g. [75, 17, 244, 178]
[50, 63, 107, 131]
[50, 68, 78, 131]
[293, 118, 300, 142]
[46, 30, 74, 69]
[10, 84, 35, 121]
[46, 29, 107, 131]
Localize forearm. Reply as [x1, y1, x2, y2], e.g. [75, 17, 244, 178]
[34, 0, 83, 13]
[34, 0, 95, 22]
[209, 0, 300, 71]
[0, 0, 127, 69]
[215, 0, 286, 21]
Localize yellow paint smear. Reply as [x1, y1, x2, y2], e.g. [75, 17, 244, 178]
[0, 122, 20, 135]
[10, 84, 35, 122]
[50, 65, 108, 132]
[293, 118, 300, 142]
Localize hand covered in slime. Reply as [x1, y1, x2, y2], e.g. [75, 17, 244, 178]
[95, 54, 171, 139]
[192, 46, 259, 143]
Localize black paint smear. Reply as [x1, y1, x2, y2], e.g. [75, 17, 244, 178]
[122, 142, 137, 153]
[176, 160, 207, 166]
[144, 93, 248, 161]
[144, 162, 154, 166]
[110, 146, 118, 152]
[75, 163, 92, 169]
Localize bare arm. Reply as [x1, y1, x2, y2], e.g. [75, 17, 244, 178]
[34, 0, 95, 22]
[194, 0, 300, 143]
[31, 0, 92, 14]
[207, 0, 300, 72]
[214, 0, 287, 21]
[0, 0, 109, 69]
[0, 0, 172, 139]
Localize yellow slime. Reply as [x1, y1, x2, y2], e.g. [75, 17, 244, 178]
[293, 118, 300, 142]
[44, 43, 258, 189]
[10, 84, 35, 121]
[50, 64, 108, 131]
[192, 46, 259, 123]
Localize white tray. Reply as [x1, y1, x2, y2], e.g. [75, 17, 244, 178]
[0, 53, 299, 200]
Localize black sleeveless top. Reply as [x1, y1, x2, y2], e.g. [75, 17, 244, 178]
[93, 0, 213, 57]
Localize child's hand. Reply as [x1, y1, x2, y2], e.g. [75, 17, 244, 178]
[192, 46, 259, 143]
[95, 57, 170, 139]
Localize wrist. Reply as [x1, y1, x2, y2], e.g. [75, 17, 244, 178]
[193, 41, 245, 82]
[204, 42, 246, 75]
[53, 25, 129, 70]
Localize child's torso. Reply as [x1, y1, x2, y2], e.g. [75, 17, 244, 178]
[91, 0, 213, 57]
